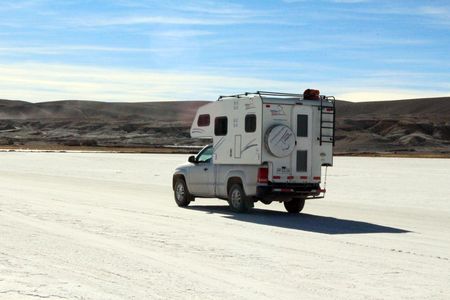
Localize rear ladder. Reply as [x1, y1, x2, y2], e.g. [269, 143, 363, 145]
[319, 96, 336, 145]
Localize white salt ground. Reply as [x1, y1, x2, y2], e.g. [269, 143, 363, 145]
[0, 153, 449, 299]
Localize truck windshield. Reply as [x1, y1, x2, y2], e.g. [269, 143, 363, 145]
[196, 146, 213, 163]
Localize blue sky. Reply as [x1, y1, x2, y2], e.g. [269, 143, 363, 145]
[0, 0, 449, 102]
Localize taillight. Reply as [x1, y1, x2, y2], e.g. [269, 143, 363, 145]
[257, 167, 268, 184]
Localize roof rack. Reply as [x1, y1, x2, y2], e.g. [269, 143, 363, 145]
[218, 91, 304, 101]
[217, 93, 246, 100]
[256, 91, 304, 98]
[217, 91, 335, 107]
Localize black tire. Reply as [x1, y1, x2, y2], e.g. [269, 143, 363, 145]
[284, 198, 305, 213]
[228, 184, 252, 213]
[260, 199, 272, 205]
[173, 178, 193, 207]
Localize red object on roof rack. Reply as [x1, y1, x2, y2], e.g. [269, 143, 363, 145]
[303, 89, 320, 100]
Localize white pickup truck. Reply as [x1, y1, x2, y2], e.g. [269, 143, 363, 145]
[172, 90, 335, 213]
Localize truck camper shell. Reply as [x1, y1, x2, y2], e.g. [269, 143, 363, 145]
[190, 91, 335, 186]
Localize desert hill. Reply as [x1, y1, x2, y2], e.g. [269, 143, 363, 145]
[334, 98, 449, 154]
[0, 99, 204, 123]
[336, 97, 450, 118]
[0, 100, 206, 148]
[0, 97, 449, 154]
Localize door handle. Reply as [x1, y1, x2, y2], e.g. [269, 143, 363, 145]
[204, 167, 208, 171]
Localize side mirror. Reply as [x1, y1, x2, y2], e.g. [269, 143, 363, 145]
[188, 155, 196, 163]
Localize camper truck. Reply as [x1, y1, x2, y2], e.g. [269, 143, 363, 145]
[172, 90, 335, 213]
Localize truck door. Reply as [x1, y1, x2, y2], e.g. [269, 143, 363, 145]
[292, 106, 313, 181]
[188, 146, 215, 196]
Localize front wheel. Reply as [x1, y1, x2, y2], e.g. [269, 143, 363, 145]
[284, 198, 305, 213]
[228, 184, 252, 213]
[174, 178, 193, 207]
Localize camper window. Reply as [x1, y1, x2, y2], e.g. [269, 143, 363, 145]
[245, 114, 256, 132]
[214, 116, 228, 136]
[297, 114, 308, 137]
[197, 114, 210, 127]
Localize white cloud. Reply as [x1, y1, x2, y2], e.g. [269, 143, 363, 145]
[0, 0, 45, 11]
[418, 5, 450, 27]
[178, 2, 270, 18]
[419, 6, 450, 16]
[331, 0, 371, 3]
[0, 45, 158, 55]
[73, 13, 285, 27]
[283, 0, 370, 3]
[275, 35, 429, 52]
[0, 63, 300, 102]
[154, 30, 213, 38]
[68, 2, 286, 28]
[0, 63, 447, 103]
[337, 90, 446, 101]
[329, 3, 450, 28]
[75, 16, 222, 26]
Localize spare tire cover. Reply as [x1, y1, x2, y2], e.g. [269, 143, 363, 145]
[265, 125, 296, 157]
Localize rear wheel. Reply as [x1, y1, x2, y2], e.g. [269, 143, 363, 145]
[228, 184, 252, 213]
[284, 198, 305, 213]
[174, 178, 193, 207]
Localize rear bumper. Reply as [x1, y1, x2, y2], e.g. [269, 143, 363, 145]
[256, 182, 325, 200]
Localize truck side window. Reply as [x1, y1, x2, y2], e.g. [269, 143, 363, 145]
[245, 114, 256, 132]
[297, 114, 308, 137]
[197, 114, 210, 127]
[196, 146, 213, 163]
[214, 116, 228, 136]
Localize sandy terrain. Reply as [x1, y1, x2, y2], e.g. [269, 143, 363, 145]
[0, 153, 449, 299]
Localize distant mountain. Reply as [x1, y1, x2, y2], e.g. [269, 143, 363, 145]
[0, 97, 449, 154]
[0, 99, 205, 123]
[0, 99, 207, 148]
[334, 98, 450, 153]
[336, 97, 450, 119]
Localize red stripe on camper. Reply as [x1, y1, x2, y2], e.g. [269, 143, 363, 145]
[300, 176, 308, 180]
[287, 176, 294, 180]
[273, 176, 281, 179]
[313, 176, 321, 180]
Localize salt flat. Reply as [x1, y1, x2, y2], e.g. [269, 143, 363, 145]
[0, 153, 449, 299]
